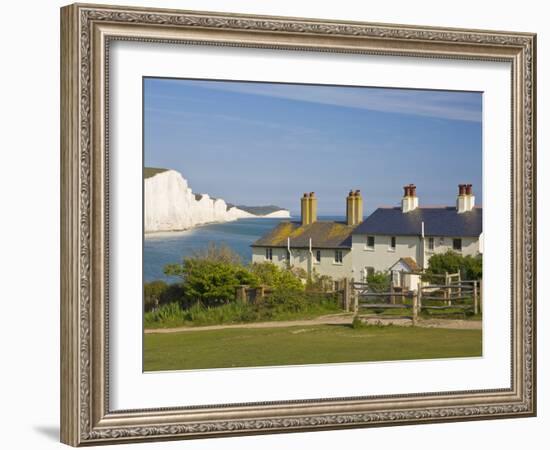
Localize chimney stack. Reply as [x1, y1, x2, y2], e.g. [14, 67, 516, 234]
[309, 192, 318, 225]
[401, 184, 419, 213]
[346, 190, 363, 226]
[301, 192, 318, 226]
[457, 184, 475, 213]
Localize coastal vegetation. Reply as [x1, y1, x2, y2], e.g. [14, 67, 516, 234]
[144, 244, 341, 329]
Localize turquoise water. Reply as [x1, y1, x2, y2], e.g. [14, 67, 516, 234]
[144, 216, 343, 282]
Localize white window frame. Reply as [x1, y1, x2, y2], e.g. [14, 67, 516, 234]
[428, 237, 435, 251]
[265, 248, 273, 261]
[388, 236, 397, 252]
[315, 249, 321, 264]
[334, 250, 343, 264]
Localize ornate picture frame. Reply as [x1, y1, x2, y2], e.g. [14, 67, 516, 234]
[60, 3, 536, 446]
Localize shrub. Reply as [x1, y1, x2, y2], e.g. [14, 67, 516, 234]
[263, 285, 307, 313]
[250, 262, 304, 291]
[306, 271, 334, 292]
[161, 283, 186, 307]
[144, 280, 168, 311]
[425, 250, 482, 281]
[367, 271, 391, 292]
[165, 258, 259, 306]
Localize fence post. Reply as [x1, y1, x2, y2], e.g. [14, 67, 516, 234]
[236, 285, 247, 304]
[473, 281, 479, 315]
[445, 271, 451, 306]
[412, 291, 418, 325]
[417, 284, 422, 312]
[479, 279, 483, 314]
[255, 285, 265, 303]
[352, 278, 358, 313]
[343, 278, 350, 312]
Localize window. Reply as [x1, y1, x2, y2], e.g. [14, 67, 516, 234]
[453, 238, 462, 251]
[265, 248, 273, 260]
[366, 235, 375, 249]
[390, 236, 396, 250]
[334, 250, 343, 264]
[315, 250, 321, 263]
[285, 250, 290, 261]
[428, 237, 434, 250]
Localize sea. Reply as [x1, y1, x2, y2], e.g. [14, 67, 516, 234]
[144, 216, 343, 282]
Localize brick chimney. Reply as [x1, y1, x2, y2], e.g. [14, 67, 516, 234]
[457, 184, 475, 213]
[301, 192, 317, 225]
[401, 184, 419, 213]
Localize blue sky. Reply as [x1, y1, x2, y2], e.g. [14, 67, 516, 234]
[144, 78, 482, 216]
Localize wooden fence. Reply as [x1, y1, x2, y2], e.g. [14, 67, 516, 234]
[352, 277, 482, 324]
[235, 284, 344, 305]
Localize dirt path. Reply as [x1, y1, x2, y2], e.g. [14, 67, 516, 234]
[145, 313, 481, 334]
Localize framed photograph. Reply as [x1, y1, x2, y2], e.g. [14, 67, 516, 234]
[60, 3, 536, 446]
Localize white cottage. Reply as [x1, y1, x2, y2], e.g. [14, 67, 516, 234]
[251, 191, 363, 281]
[351, 184, 483, 281]
[251, 184, 482, 285]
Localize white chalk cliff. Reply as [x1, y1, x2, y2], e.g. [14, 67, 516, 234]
[144, 169, 290, 233]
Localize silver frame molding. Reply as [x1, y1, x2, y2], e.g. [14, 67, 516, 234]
[60, 3, 536, 446]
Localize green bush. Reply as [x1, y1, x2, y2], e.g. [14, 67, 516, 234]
[144, 280, 168, 311]
[165, 258, 259, 306]
[264, 285, 307, 313]
[367, 271, 391, 292]
[250, 262, 304, 291]
[424, 250, 482, 281]
[306, 271, 334, 292]
[144, 281, 187, 312]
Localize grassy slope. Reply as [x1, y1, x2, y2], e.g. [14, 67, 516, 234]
[144, 324, 482, 371]
[144, 167, 168, 179]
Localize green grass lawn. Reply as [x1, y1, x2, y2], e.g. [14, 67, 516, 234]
[144, 324, 482, 371]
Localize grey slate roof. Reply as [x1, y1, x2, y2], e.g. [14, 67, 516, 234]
[251, 221, 354, 249]
[352, 207, 482, 237]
